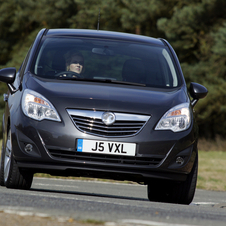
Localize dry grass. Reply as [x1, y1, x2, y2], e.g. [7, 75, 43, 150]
[198, 136, 226, 152]
[198, 151, 226, 191]
[197, 137, 226, 191]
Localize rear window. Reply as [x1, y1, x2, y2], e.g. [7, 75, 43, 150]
[32, 37, 180, 88]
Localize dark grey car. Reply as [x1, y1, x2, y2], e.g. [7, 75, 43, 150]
[0, 29, 207, 204]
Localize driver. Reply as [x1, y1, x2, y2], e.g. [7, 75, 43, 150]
[66, 51, 84, 74]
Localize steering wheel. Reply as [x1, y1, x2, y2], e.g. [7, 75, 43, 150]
[54, 71, 81, 78]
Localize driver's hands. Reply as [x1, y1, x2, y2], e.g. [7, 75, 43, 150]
[59, 73, 78, 78]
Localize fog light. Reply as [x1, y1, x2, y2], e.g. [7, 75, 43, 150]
[176, 156, 184, 165]
[25, 144, 33, 152]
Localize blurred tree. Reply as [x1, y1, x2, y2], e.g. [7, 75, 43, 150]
[157, 0, 226, 138]
[0, 0, 80, 67]
[1, 0, 226, 138]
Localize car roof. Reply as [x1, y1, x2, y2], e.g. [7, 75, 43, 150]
[45, 29, 165, 46]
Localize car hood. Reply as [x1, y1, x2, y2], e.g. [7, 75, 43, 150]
[26, 76, 188, 117]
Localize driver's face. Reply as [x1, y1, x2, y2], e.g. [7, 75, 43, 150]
[69, 56, 84, 74]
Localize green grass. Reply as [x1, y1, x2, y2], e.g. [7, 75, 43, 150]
[1, 139, 226, 191]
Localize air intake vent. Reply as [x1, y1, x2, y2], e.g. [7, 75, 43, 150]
[48, 149, 163, 166]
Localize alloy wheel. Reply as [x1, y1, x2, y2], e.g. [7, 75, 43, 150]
[4, 131, 12, 182]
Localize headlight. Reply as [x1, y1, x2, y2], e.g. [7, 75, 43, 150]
[22, 89, 61, 122]
[155, 103, 191, 132]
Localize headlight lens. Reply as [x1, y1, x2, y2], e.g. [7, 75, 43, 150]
[155, 103, 191, 132]
[22, 89, 61, 122]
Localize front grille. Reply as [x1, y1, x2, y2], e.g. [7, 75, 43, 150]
[67, 109, 150, 137]
[48, 149, 163, 166]
[72, 116, 144, 136]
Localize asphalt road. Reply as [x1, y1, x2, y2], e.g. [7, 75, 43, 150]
[0, 177, 226, 226]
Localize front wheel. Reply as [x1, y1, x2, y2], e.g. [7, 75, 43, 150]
[0, 128, 33, 189]
[147, 154, 198, 205]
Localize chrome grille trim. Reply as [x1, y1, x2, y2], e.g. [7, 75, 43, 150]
[67, 109, 150, 137]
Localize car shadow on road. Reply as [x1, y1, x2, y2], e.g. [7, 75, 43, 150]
[30, 188, 149, 202]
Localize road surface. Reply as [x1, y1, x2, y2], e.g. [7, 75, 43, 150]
[0, 177, 226, 226]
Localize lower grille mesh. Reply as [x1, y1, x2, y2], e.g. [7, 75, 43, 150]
[48, 149, 163, 166]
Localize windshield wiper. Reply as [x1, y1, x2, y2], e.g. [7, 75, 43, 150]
[56, 77, 146, 87]
[103, 79, 146, 87]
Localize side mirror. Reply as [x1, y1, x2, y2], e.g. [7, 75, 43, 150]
[0, 67, 16, 83]
[190, 82, 208, 106]
[0, 67, 17, 94]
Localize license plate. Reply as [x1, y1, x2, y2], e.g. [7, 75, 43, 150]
[77, 139, 136, 156]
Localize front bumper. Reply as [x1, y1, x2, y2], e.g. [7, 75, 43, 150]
[11, 110, 198, 183]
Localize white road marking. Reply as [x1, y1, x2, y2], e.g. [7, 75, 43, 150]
[0, 206, 200, 226]
[119, 219, 200, 226]
[192, 202, 217, 205]
[33, 177, 141, 186]
[33, 183, 79, 188]
[0, 206, 69, 222]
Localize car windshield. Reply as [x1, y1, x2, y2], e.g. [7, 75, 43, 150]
[32, 37, 180, 88]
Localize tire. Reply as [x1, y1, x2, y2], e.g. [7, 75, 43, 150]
[0, 128, 33, 189]
[147, 179, 170, 203]
[0, 139, 5, 186]
[174, 154, 198, 204]
[147, 154, 198, 205]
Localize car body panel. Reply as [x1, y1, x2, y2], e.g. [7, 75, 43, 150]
[0, 28, 206, 186]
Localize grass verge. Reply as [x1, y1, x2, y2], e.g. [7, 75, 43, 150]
[198, 150, 226, 191]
